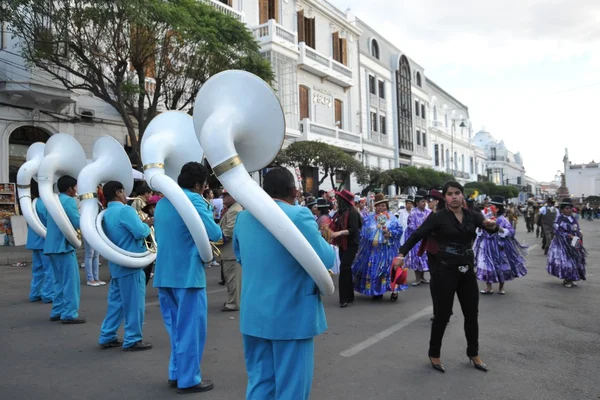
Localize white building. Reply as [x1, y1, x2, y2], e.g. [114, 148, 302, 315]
[565, 156, 600, 199]
[472, 130, 526, 188]
[427, 79, 486, 184]
[0, 22, 128, 183]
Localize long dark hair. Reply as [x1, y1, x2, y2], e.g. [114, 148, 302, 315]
[336, 195, 353, 214]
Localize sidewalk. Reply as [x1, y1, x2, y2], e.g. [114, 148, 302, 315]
[0, 246, 86, 266]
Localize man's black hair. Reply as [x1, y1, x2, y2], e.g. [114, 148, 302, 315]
[442, 180, 464, 196]
[263, 167, 295, 199]
[177, 162, 209, 189]
[57, 175, 77, 193]
[103, 181, 124, 202]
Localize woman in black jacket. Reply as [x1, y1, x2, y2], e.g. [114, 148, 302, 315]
[395, 181, 501, 373]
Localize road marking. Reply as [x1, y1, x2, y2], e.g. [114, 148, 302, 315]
[340, 305, 433, 358]
[145, 288, 226, 307]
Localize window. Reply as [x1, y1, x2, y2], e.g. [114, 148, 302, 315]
[415, 100, 420, 116]
[416, 130, 421, 145]
[369, 75, 376, 95]
[421, 104, 426, 119]
[378, 80, 385, 99]
[259, 0, 279, 24]
[517, 177, 522, 185]
[380, 115, 386, 134]
[370, 112, 378, 132]
[422, 132, 427, 147]
[396, 55, 413, 152]
[332, 31, 348, 66]
[491, 147, 497, 161]
[416, 72, 422, 87]
[334, 99, 343, 129]
[446, 149, 450, 169]
[296, 10, 315, 48]
[371, 39, 380, 59]
[219, 0, 232, 5]
[441, 144, 445, 164]
[470, 157, 474, 174]
[433, 105, 437, 121]
[434, 144, 440, 166]
[299, 85, 310, 120]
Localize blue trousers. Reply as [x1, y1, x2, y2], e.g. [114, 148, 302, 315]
[47, 251, 80, 320]
[158, 288, 207, 389]
[29, 250, 55, 303]
[99, 270, 146, 348]
[242, 335, 314, 400]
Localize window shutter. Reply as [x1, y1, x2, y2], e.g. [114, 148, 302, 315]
[299, 86, 309, 120]
[332, 31, 340, 62]
[297, 10, 305, 43]
[341, 38, 348, 66]
[259, 0, 269, 24]
[308, 18, 316, 48]
[335, 99, 343, 129]
[269, 0, 279, 22]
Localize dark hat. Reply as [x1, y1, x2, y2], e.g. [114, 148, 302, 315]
[316, 198, 330, 209]
[405, 195, 415, 204]
[426, 190, 444, 202]
[490, 195, 505, 206]
[305, 197, 318, 208]
[546, 197, 555, 204]
[559, 198, 573, 208]
[414, 189, 429, 201]
[335, 189, 355, 205]
[373, 193, 389, 206]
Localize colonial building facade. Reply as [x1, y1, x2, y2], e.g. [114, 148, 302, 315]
[472, 130, 526, 188]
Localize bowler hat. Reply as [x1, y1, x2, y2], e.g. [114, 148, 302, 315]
[335, 189, 355, 205]
[490, 195, 505, 206]
[373, 193, 389, 206]
[414, 189, 429, 201]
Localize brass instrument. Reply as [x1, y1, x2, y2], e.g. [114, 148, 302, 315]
[137, 210, 158, 253]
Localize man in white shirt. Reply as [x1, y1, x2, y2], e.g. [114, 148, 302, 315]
[397, 195, 414, 245]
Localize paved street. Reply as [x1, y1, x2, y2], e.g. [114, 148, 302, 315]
[0, 221, 598, 400]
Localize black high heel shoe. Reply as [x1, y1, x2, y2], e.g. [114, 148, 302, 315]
[390, 293, 398, 302]
[469, 357, 488, 372]
[429, 357, 445, 373]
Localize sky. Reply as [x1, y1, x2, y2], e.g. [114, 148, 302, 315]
[329, 0, 600, 182]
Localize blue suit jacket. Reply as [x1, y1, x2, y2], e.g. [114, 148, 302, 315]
[103, 202, 151, 278]
[233, 200, 335, 340]
[26, 199, 48, 251]
[43, 193, 80, 255]
[153, 189, 222, 289]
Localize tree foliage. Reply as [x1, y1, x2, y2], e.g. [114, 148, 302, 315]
[4, 0, 273, 166]
[465, 181, 520, 199]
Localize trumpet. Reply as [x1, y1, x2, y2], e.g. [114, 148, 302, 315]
[137, 210, 158, 253]
[210, 238, 223, 258]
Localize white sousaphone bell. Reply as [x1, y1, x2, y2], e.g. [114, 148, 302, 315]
[77, 136, 157, 268]
[16, 142, 47, 238]
[37, 133, 87, 248]
[141, 111, 213, 263]
[193, 70, 335, 296]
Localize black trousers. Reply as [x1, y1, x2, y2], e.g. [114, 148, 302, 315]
[338, 245, 358, 304]
[429, 260, 479, 358]
[144, 263, 154, 286]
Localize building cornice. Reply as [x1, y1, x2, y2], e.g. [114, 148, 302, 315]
[426, 78, 469, 111]
[300, 0, 362, 36]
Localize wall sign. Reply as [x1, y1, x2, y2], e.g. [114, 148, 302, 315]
[313, 88, 333, 107]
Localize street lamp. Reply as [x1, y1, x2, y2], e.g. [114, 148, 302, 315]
[450, 120, 466, 173]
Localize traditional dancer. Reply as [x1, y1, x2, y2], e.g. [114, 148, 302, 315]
[44, 176, 85, 324]
[153, 162, 223, 394]
[233, 168, 334, 400]
[540, 197, 558, 255]
[395, 181, 501, 373]
[26, 181, 54, 303]
[351, 193, 405, 301]
[475, 196, 528, 295]
[98, 181, 152, 351]
[397, 195, 414, 245]
[404, 189, 431, 286]
[547, 198, 587, 288]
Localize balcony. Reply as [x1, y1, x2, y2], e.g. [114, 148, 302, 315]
[429, 120, 446, 131]
[299, 119, 361, 152]
[204, 0, 243, 22]
[446, 169, 471, 180]
[252, 20, 298, 55]
[298, 42, 353, 88]
[367, 131, 390, 146]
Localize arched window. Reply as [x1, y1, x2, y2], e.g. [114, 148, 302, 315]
[416, 72, 422, 87]
[371, 39, 380, 59]
[8, 126, 51, 183]
[299, 85, 310, 120]
[433, 105, 437, 121]
[396, 55, 413, 152]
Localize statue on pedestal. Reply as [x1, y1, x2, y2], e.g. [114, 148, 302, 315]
[557, 148, 571, 202]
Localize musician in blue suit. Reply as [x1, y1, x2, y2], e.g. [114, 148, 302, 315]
[153, 162, 222, 394]
[233, 167, 335, 400]
[26, 181, 54, 303]
[44, 175, 85, 324]
[98, 181, 153, 351]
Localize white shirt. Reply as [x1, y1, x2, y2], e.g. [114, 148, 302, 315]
[212, 198, 224, 219]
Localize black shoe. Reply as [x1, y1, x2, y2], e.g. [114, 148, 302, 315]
[469, 357, 489, 372]
[390, 293, 398, 302]
[168, 380, 178, 388]
[61, 317, 86, 324]
[123, 341, 152, 351]
[49, 316, 60, 322]
[218, 280, 225, 286]
[340, 302, 348, 308]
[177, 381, 214, 394]
[429, 357, 445, 373]
[100, 339, 123, 349]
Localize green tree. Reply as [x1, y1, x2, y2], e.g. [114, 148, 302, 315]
[5, 0, 273, 166]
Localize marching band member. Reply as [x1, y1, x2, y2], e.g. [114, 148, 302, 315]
[153, 162, 222, 394]
[97, 181, 153, 351]
[26, 181, 55, 303]
[44, 176, 85, 324]
[233, 167, 334, 400]
[219, 190, 243, 312]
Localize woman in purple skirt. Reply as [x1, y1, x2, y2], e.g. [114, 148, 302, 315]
[547, 198, 586, 288]
[404, 189, 432, 286]
[474, 196, 528, 295]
